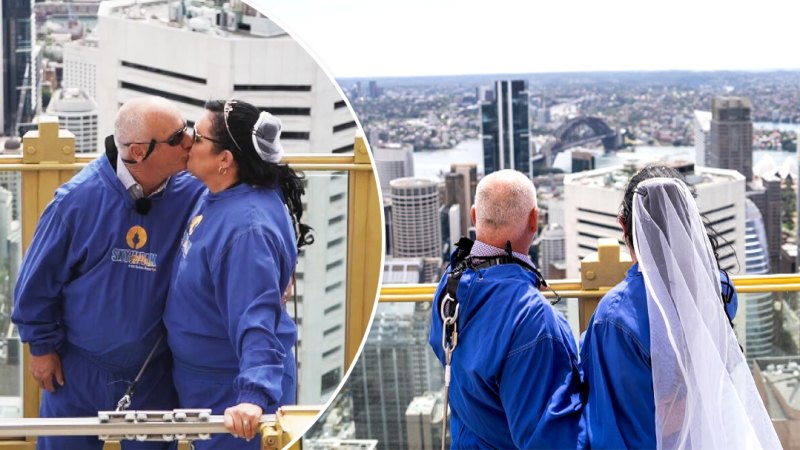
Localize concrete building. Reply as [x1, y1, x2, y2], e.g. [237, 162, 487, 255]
[443, 172, 467, 236]
[693, 110, 712, 167]
[440, 203, 461, 260]
[481, 80, 531, 176]
[45, 88, 98, 153]
[62, 36, 99, 100]
[373, 143, 414, 196]
[405, 391, 447, 450]
[563, 164, 746, 278]
[95, 0, 356, 154]
[708, 97, 753, 180]
[539, 224, 566, 280]
[752, 357, 800, 449]
[390, 178, 441, 259]
[450, 163, 477, 234]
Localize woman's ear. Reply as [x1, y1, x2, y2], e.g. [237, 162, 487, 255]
[220, 149, 235, 168]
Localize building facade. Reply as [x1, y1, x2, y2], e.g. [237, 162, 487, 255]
[373, 143, 414, 196]
[45, 88, 98, 153]
[708, 97, 753, 180]
[62, 36, 99, 100]
[2, 0, 36, 135]
[390, 178, 441, 259]
[481, 80, 530, 176]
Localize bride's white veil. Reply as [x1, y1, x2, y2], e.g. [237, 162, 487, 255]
[632, 177, 780, 450]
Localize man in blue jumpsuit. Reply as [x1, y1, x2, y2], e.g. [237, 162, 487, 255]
[429, 169, 583, 449]
[12, 96, 204, 449]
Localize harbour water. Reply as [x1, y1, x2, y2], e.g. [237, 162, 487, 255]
[413, 126, 797, 181]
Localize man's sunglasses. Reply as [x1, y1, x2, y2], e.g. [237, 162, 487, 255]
[121, 124, 187, 164]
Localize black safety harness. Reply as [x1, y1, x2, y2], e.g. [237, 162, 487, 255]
[438, 237, 561, 449]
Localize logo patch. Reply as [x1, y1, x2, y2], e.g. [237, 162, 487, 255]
[181, 214, 203, 258]
[112, 225, 158, 272]
[126, 226, 148, 249]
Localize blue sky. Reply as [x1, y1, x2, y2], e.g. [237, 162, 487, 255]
[251, 0, 800, 78]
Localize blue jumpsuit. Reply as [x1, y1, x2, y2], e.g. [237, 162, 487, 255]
[12, 154, 204, 450]
[429, 249, 584, 449]
[580, 263, 739, 449]
[164, 183, 297, 450]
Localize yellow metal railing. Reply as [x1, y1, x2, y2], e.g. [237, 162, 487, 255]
[379, 275, 800, 301]
[379, 237, 800, 330]
[0, 117, 381, 450]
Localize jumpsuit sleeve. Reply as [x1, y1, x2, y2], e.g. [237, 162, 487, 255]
[499, 333, 583, 449]
[212, 227, 287, 410]
[12, 204, 73, 356]
[582, 319, 655, 449]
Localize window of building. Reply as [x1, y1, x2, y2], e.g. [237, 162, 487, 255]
[320, 368, 341, 393]
[323, 303, 342, 315]
[321, 346, 342, 359]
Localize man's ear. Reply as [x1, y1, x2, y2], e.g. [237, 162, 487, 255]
[128, 143, 146, 163]
[470, 205, 477, 227]
[530, 207, 539, 232]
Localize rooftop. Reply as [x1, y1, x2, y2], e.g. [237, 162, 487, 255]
[100, 0, 287, 39]
[564, 162, 746, 191]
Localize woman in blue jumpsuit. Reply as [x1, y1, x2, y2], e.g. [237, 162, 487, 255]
[164, 100, 312, 448]
[580, 166, 741, 449]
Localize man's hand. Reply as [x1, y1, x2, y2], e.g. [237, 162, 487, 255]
[224, 402, 263, 441]
[30, 353, 64, 393]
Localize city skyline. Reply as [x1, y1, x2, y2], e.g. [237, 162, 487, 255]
[255, 0, 800, 78]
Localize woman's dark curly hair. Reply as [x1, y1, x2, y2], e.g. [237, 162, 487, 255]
[205, 99, 313, 248]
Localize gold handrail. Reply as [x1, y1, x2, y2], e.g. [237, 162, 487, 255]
[0, 154, 370, 172]
[379, 274, 800, 303]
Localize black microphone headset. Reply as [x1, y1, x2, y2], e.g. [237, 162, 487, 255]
[105, 135, 153, 216]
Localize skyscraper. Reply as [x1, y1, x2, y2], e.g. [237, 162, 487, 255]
[62, 36, 99, 100]
[2, 0, 35, 135]
[748, 175, 782, 273]
[443, 172, 467, 238]
[350, 311, 418, 450]
[481, 80, 531, 176]
[742, 199, 774, 358]
[390, 178, 441, 258]
[693, 110, 712, 167]
[373, 143, 414, 196]
[708, 97, 753, 180]
[450, 163, 477, 235]
[45, 88, 98, 154]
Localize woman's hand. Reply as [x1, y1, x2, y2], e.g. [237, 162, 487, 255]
[224, 402, 263, 441]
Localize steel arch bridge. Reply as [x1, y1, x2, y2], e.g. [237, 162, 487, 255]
[543, 116, 620, 165]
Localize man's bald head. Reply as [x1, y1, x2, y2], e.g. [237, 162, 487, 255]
[473, 169, 538, 248]
[113, 96, 190, 189]
[114, 96, 182, 150]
